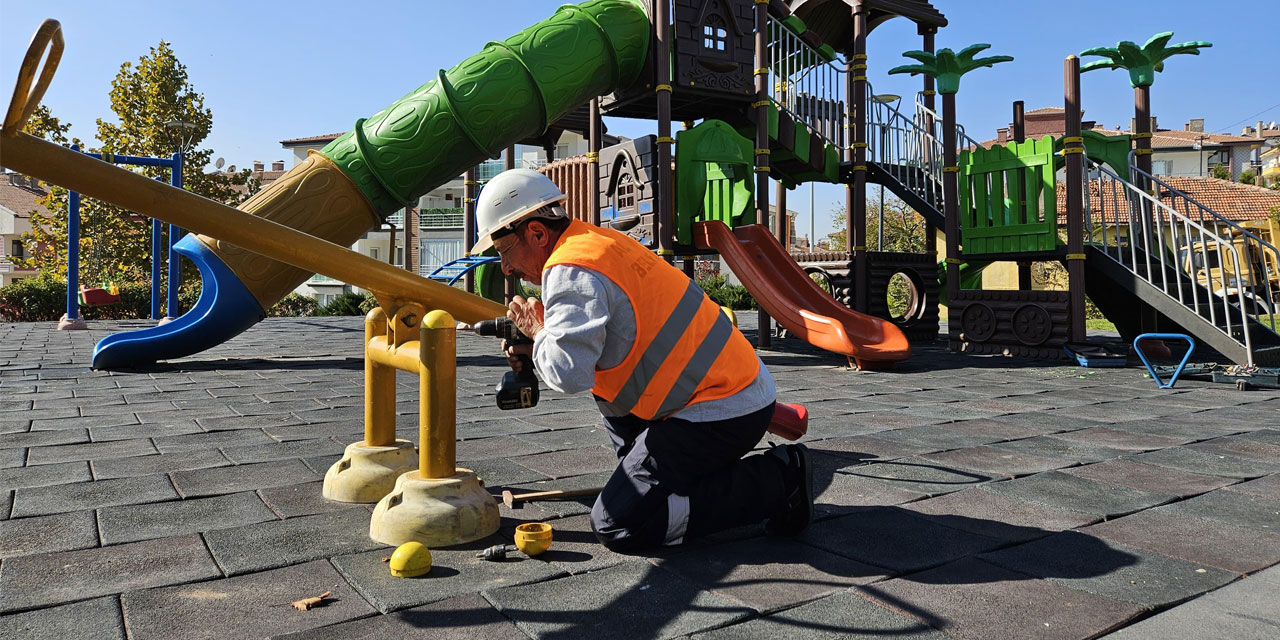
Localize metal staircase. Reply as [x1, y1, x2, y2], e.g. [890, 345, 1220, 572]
[1082, 158, 1280, 365]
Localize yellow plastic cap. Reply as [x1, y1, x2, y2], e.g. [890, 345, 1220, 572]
[514, 522, 553, 556]
[389, 541, 433, 578]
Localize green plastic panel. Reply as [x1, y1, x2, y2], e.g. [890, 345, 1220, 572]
[958, 135, 1058, 255]
[675, 120, 755, 245]
[319, 0, 650, 216]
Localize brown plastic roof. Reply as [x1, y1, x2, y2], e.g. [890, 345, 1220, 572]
[787, 0, 947, 51]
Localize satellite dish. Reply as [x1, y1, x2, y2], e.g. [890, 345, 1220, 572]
[227, 165, 236, 173]
[215, 157, 225, 169]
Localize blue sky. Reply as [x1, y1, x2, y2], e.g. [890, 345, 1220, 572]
[3, 1, 1276, 241]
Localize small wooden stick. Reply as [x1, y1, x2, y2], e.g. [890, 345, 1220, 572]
[501, 487, 603, 508]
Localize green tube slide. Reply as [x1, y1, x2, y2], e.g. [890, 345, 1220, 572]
[320, 0, 651, 217]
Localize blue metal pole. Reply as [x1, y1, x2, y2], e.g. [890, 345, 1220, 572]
[166, 151, 183, 318]
[151, 176, 163, 319]
[67, 162, 81, 321]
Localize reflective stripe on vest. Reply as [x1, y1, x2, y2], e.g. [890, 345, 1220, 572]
[543, 220, 758, 420]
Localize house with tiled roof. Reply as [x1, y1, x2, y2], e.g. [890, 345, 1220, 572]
[981, 109, 1265, 181]
[0, 173, 44, 286]
[1054, 176, 1280, 225]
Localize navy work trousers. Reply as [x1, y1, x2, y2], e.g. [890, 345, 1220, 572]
[590, 401, 786, 551]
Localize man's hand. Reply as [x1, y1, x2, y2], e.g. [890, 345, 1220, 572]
[506, 296, 545, 341]
[503, 340, 533, 373]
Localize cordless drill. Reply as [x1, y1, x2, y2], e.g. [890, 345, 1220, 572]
[458, 317, 540, 410]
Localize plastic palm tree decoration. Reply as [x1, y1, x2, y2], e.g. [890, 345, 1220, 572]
[1079, 32, 1211, 88]
[1080, 32, 1211, 177]
[886, 44, 1013, 95]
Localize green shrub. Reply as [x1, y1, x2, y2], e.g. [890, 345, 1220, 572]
[267, 293, 319, 317]
[317, 291, 367, 316]
[697, 274, 757, 310]
[358, 292, 378, 315]
[0, 272, 64, 321]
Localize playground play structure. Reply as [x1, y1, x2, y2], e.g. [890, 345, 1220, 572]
[6, 0, 1280, 544]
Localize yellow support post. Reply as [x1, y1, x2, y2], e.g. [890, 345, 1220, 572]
[323, 307, 418, 503]
[368, 309, 499, 547]
[419, 310, 456, 479]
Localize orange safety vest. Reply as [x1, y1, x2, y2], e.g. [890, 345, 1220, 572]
[543, 219, 760, 420]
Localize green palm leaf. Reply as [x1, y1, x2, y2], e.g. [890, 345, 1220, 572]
[1080, 32, 1212, 87]
[888, 44, 1011, 94]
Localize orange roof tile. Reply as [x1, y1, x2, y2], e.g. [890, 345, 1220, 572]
[0, 175, 47, 217]
[1056, 176, 1280, 223]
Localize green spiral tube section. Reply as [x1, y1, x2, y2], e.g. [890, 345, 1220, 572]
[319, 0, 650, 216]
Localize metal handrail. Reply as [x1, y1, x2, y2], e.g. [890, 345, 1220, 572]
[1131, 158, 1280, 334]
[1083, 156, 1258, 364]
[914, 92, 981, 151]
[766, 15, 846, 149]
[865, 83, 944, 212]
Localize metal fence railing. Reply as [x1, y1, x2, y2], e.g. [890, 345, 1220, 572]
[1083, 156, 1263, 364]
[766, 15, 846, 149]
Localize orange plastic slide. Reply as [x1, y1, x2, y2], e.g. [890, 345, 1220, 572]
[694, 221, 911, 369]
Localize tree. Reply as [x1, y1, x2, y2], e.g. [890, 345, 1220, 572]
[1239, 169, 1256, 185]
[1210, 163, 1229, 180]
[827, 194, 927, 254]
[19, 41, 253, 297]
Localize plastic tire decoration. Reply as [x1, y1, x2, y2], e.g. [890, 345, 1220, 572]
[1011, 303, 1052, 346]
[960, 303, 997, 342]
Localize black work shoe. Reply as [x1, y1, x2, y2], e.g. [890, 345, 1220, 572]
[765, 443, 813, 537]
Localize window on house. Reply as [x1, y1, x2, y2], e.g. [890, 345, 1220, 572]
[370, 247, 379, 261]
[1152, 160, 1172, 176]
[703, 19, 727, 52]
[10, 240, 23, 259]
[396, 247, 404, 267]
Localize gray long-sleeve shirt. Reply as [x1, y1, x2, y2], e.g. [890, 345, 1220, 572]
[531, 264, 775, 422]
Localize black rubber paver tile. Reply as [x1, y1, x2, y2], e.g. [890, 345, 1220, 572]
[921, 446, 1069, 477]
[980, 471, 1174, 518]
[509, 445, 617, 479]
[1152, 490, 1280, 533]
[485, 562, 750, 639]
[1050, 426, 1189, 451]
[171, 458, 321, 498]
[800, 506, 1003, 575]
[268, 593, 526, 640]
[258, 480, 372, 519]
[808, 433, 933, 461]
[903, 487, 1098, 543]
[654, 537, 888, 614]
[1061, 459, 1235, 497]
[0, 533, 221, 613]
[1098, 566, 1280, 640]
[87, 421, 203, 442]
[91, 449, 230, 480]
[0, 509, 98, 558]
[98, 490, 278, 545]
[980, 530, 1238, 608]
[1222, 473, 1280, 498]
[0, 428, 88, 450]
[10, 473, 178, 518]
[120, 560, 375, 640]
[1186, 435, 1280, 461]
[1127, 446, 1280, 479]
[25, 438, 158, 466]
[153, 428, 277, 453]
[870, 425, 1002, 452]
[218, 437, 345, 464]
[1084, 508, 1280, 574]
[989, 436, 1133, 464]
[507, 513, 637, 576]
[845, 457, 998, 496]
[693, 588, 951, 640]
[0, 596, 125, 640]
[868, 557, 1144, 640]
[203, 506, 380, 576]
[333, 540, 565, 615]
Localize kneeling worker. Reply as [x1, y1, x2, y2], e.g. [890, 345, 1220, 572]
[472, 168, 813, 551]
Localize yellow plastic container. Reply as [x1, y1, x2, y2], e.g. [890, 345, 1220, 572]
[388, 541, 432, 578]
[513, 522, 553, 556]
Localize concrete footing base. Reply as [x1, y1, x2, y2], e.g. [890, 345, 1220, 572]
[322, 440, 418, 503]
[369, 469, 499, 548]
[58, 314, 87, 330]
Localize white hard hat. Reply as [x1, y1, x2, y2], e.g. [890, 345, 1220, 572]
[473, 168, 568, 253]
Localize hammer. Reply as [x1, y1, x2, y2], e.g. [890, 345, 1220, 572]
[501, 487, 603, 508]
